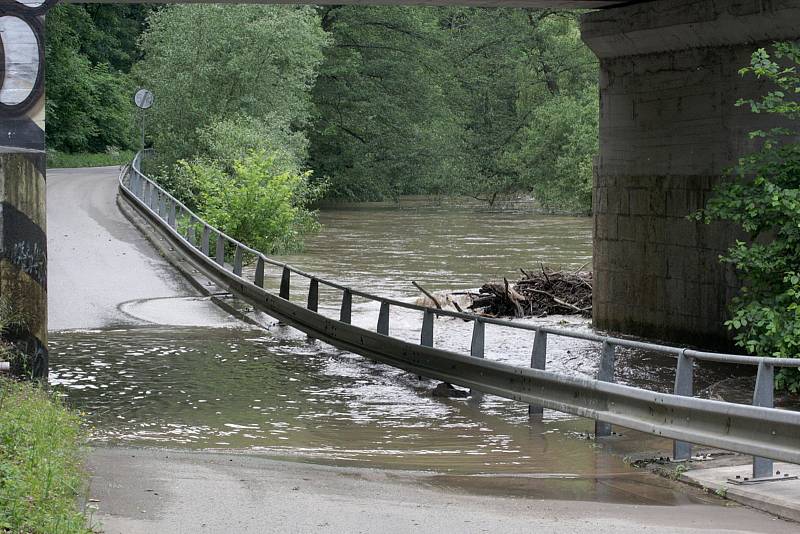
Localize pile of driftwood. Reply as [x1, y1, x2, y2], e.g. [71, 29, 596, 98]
[466, 266, 592, 318]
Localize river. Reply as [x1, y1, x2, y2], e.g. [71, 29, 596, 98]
[49, 205, 749, 502]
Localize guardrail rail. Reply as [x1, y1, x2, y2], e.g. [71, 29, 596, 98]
[120, 152, 800, 481]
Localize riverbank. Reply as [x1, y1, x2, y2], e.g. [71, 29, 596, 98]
[0, 379, 91, 533]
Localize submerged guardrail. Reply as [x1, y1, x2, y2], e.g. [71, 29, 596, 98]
[120, 152, 800, 480]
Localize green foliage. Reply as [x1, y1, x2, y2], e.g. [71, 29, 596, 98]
[47, 150, 135, 169]
[695, 42, 800, 392]
[310, 7, 598, 210]
[45, 4, 139, 153]
[51, 5, 599, 213]
[169, 152, 326, 254]
[508, 91, 597, 213]
[0, 379, 90, 533]
[311, 7, 464, 200]
[137, 4, 329, 168]
[0, 297, 89, 532]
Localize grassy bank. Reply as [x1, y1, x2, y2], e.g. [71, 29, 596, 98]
[47, 150, 134, 169]
[0, 379, 91, 533]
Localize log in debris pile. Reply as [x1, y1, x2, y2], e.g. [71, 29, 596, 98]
[467, 267, 592, 318]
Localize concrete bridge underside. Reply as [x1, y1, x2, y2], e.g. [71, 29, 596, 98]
[1, 0, 800, 377]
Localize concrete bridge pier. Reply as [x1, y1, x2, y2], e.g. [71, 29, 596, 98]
[0, 3, 49, 378]
[580, 0, 800, 348]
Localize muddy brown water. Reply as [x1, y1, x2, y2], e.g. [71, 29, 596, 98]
[51, 206, 749, 505]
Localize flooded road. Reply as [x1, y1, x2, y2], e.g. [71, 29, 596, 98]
[49, 198, 754, 508]
[52, 325, 716, 507]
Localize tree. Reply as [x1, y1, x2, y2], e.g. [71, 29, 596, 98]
[696, 42, 800, 392]
[137, 4, 329, 169]
[446, 9, 598, 210]
[45, 4, 141, 153]
[309, 7, 598, 209]
[310, 6, 464, 200]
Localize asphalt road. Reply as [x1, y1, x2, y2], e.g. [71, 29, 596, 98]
[87, 447, 788, 534]
[46, 166, 235, 330]
[49, 166, 790, 533]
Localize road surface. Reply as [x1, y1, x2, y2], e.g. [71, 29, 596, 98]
[47, 166, 237, 330]
[87, 447, 789, 534]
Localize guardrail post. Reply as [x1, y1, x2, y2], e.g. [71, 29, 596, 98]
[186, 220, 196, 246]
[377, 302, 390, 335]
[672, 349, 694, 461]
[146, 184, 154, 210]
[529, 330, 547, 416]
[168, 203, 177, 229]
[468, 318, 486, 399]
[595, 341, 616, 437]
[233, 245, 243, 276]
[280, 267, 290, 299]
[340, 289, 352, 324]
[421, 309, 434, 347]
[752, 361, 774, 479]
[201, 226, 210, 255]
[215, 234, 225, 266]
[307, 279, 319, 312]
[255, 257, 265, 288]
[159, 194, 166, 219]
[470, 319, 484, 358]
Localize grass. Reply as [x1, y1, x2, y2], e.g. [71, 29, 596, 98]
[0, 378, 91, 533]
[46, 150, 134, 169]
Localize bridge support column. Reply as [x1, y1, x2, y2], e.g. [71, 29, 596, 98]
[0, 3, 50, 378]
[581, 0, 800, 347]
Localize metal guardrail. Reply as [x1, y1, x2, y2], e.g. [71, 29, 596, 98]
[121, 152, 800, 479]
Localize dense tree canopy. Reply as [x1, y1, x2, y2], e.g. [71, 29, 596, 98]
[46, 5, 599, 213]
[137, 5, 329, 170]
[45, 4, 149, 153]
[310, 7, 597, 210]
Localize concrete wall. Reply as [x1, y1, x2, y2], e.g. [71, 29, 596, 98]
[581, 0, 800, 348]
[0, 1, 49, 378]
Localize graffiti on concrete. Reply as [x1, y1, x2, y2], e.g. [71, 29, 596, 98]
[0, 0, 55, 152]
[0, 199, 47, 287]
[9, 239, 45, 282]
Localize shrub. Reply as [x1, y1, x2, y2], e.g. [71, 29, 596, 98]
[695, 42, 800, 393]
[175, 151, 326, 254]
